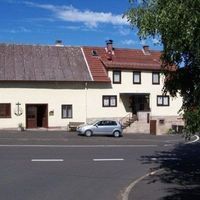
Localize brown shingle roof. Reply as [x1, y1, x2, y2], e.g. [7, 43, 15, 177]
[82, 46, 162, 82]
[0, 44, 92, 82]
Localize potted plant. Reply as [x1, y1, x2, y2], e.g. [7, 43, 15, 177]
[18, 123, 24, 131]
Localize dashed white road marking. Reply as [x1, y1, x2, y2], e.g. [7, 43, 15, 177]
[93, 158, 124, 162]
[164, 144, 173, 147]
[31, 159, 64, 162]
[150, 157, 179, 161]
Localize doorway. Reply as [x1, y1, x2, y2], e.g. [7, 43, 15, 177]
[26, 104, 48, 128]
[130, 94, 150, 114]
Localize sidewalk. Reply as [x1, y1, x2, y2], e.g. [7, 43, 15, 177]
[128, 169, 174, 200]
[127, 141, 200, 200]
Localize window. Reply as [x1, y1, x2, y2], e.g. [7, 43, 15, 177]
[157, 96, 170, 106]
[152, 72, 160, 84]
[62, 105, 72, 118]
[113, 70, 121, 84]
[97, 120, 117, 126]
[91, 50, 98, 56]
[102, 96, 117, 107]
[0, 103, 11, 118]
[133, 72, 141, 84]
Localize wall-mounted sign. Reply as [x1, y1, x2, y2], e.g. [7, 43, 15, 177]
[14, 102, 23, 116]
[49, 110, 54, 116]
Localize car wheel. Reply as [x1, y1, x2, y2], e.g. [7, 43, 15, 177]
[113, 130, 120, 137]
[85, 130, 92, 137]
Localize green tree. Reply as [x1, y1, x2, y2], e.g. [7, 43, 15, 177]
[125, 0, 200, 137]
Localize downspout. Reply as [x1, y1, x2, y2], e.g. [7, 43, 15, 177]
[81, 47, 93, 123]
[85, 82, 88, 123]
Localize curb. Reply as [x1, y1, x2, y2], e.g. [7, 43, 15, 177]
[121, 134, 199, 200]
[185, 135, 200, 144]
[121, 168, 164, 200]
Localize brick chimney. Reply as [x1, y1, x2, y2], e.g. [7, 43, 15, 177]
[55, 40, 64, 47]
[142, 45, 151, 55]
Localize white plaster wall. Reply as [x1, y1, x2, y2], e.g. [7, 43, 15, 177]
[86, 70, 182, 119]
[0, 70, 183, 129]
[0, 82, 87, 129]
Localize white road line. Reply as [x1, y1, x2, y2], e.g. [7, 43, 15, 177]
[186, 135, 200, 144]
[93, 158, 124, 162]
[0, 144, 158, 148]
[31, 159, 64, 162]
[121, 168, 164, 200]
[150, 157, 179, 161]
[164, 144, 173, 147]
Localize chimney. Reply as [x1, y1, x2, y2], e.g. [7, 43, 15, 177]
[142, 45, 151, 55]
[55, 40, 64, 47]
[106, 39, 113, 51]
[105, 39, 114, 60]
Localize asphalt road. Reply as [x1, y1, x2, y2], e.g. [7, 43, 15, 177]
[0, 131, 185, 200]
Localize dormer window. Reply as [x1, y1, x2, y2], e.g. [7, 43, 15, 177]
[113, 70, 121, 84]
[91, 50, 98, 56]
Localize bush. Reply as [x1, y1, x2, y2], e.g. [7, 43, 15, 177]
[183, 106, 200, 138]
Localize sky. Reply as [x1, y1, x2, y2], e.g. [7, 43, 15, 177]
[0, 0, 162, 50]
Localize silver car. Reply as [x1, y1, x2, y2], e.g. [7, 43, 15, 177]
[77, 120, 123, 137]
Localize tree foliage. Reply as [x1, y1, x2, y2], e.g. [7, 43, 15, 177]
[125, 0, 200, 136]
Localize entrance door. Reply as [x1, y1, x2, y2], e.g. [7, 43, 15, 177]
[150, 120, 157, 135]
[130, 94, 150, 114]
[26, 104, 48, 128]
[26, 105, 37, 128]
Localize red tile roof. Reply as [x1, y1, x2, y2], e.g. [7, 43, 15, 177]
[82, 47, 111, 82]
[82, 46, 162, 82]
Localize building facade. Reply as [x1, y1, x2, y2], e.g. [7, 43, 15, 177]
[0, 42, 184, 134]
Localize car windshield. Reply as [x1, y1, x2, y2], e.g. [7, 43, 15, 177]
[87, 120, 99, 125]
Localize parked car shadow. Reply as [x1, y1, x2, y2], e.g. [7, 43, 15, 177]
[140, 142, 200, 200]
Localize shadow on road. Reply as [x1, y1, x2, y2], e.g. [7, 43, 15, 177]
[140, 142, 200, 200]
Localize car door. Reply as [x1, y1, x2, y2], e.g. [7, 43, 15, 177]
[105, 120, 118, 135]
[94, 120, 107, 135]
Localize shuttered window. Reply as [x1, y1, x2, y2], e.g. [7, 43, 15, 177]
[0, 103, 11, 118]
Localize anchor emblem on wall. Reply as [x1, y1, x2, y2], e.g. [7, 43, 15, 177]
[14, 102, 23, 116]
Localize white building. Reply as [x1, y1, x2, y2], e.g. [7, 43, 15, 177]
[0, 41, 184, 134]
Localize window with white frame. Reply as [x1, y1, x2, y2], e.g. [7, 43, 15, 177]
[157, 96, 170, 106]
[152, 72, 160, 84]
[133, 71, 141, 84]
[62, 105, 73, 118]
[102, 96, 117, 107]
[113, 70, 121, 84]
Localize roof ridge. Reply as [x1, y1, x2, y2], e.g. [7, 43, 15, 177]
[82, 46, 161, 52]
[0, 43, 82, 48]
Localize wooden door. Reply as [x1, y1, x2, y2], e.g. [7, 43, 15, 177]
[26, 105, 37, 128]
[37, 105, 48, 128]
[150, 120, 157, 135]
